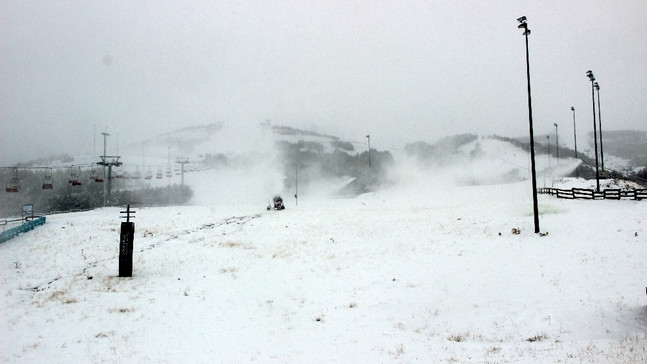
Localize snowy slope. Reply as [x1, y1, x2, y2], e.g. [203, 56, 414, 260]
[2, 177, 646, 363]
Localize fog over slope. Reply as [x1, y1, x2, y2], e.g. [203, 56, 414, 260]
[4, 121, 644, 219]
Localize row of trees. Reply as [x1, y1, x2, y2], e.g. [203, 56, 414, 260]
[276, 139, 393, 196]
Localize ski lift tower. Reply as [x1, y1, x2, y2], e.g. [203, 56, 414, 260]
[175, 157, 190, 185]
[98, 155, 122, 206]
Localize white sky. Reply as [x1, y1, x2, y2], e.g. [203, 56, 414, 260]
[1, 0, 646, 164]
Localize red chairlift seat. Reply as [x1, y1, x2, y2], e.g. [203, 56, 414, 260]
[90, 168, 99, 181]
[69, 173, 82, 186]
[42, 169, 54, 189]
[6, 169, 20, 192]
[42, 175, 54, 190]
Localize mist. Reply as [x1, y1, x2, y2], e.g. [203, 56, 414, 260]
[2, 1, 647, 167]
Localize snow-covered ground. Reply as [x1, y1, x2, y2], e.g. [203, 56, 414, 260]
[2, 176, 646, 363]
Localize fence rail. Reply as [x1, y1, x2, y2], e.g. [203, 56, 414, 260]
[0, 216, 46, 243]
[539, 187, 647, 201]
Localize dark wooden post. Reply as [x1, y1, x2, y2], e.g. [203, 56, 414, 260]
[119, 205, 136, 277]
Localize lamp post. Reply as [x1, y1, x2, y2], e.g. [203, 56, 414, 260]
[547, 135, 551, 168]
[554, 122, 559, 163]
[571, 107, 577, 159]
[366, 135, 371, 170]
[518, 16, 540, 233]
[586, 70, 600, 192]
[594, 82, 604, 172]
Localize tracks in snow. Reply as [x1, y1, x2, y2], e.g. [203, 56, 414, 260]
[20, 213, 263, 293]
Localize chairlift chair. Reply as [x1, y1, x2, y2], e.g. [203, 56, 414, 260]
[90, 167, 98, 181]
[145, 168, 153, 180]
[69, 168, 82, 186]
[42, 171, 54, 190]
[6, 179, 20, 193]
[156, 168, 163, 179]
[5, 168, 20, 192]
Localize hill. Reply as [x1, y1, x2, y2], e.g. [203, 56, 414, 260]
[3, 123, 646, 217]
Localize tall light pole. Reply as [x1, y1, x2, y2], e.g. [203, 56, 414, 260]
[554, 122, 559, 163]
[594, 82, 604, 172]
[518, 16, 539, 233]
[571, 107, 577, 159]
[586, 70, 600, 192]
[547, 135, 551, 168]
[366, 135, 371, 170]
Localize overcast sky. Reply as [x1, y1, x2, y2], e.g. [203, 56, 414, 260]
[1, 0, 646, 164]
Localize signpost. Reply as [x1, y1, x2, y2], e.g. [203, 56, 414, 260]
[22, 204, 34, 221]
[119, 205, 136, 277]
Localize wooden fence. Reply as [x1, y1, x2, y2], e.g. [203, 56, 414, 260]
[538, 187, 647, 200]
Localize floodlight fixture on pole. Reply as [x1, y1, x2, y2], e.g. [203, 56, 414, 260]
[586, 70, 600, 192]
[366, 135, 371, 170]
[547, 135, 551, 168]
[554, 123, 559, 162]
[594, 82, 604, 172]
[518, 15, 539, 233]
[571, 107, 577, 159]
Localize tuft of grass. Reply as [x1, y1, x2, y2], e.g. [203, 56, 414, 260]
[448, 332, 470, 342]
[526, 332, 548, 342]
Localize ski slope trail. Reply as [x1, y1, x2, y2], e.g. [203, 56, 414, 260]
[2, 181, 647, 363]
